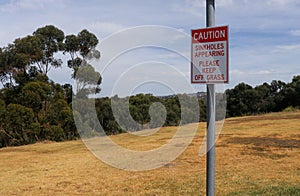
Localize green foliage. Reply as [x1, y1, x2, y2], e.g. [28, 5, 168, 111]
[226, 77, 300, 117]
[95, 97, 124, 135]
[14, 35, 43, 67]
[44, 125, 65, 142]
[64, 34, 80, 55]
[77, 29, 99, 58]
[281, 75, 300, 108]
[2, 104, 35, 145]
[64, 29, 100, 79]
[282, 106, 299, 112]
[0, 25, 100, 147]
[93, 93, 204, 135]
[33, 25, 65, 75]
[0, 78, 78, 147]
[75, 63, 101, 97]
[21, 81, 51, 112]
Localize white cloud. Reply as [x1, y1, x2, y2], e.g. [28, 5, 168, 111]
[276, 44, 300, 51]
[266, 0, 298, 6]
[290, 30, 300, 36]
[217, 0, 234, 7]
[0, 0, 67, 12]
[257, 70, 272, 75]
[228, 68, 295, 88]
[230, 69, 273, 75]
[170, 0, 204, 17]
[230, 69, 245, 75]
[89, 22, 127, 36]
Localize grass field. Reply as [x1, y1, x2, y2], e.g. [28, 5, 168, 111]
[0, 111, 299, 195]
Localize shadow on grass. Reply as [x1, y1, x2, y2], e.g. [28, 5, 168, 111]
[226, 136, 299, 159]
[226, 137, 299, 149]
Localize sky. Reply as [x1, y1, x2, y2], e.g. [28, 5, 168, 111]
[1, 0, 300, 97]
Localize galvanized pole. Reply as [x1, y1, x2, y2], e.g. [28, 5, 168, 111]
[206, 0, 215, 196]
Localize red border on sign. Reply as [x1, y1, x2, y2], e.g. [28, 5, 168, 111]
[191, 25, 229, 84]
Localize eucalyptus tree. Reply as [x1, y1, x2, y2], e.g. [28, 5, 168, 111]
[33, 25, 65, 75]
[64, 29, 100, 79]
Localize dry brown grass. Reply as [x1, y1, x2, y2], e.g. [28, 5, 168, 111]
[0, 111, 299, 195]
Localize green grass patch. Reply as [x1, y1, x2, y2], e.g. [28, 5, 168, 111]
[227, 185, 300, 196]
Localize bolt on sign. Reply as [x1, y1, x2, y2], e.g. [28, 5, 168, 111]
[191, 26, 228, 83]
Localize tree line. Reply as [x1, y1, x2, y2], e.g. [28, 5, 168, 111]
[226, 76, 300, 117]
[94, 75, 300, 136]
[93, 94, 206, 136]
[0, 25, 299, 148]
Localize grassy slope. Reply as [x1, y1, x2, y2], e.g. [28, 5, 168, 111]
[0, 111, 299, 195]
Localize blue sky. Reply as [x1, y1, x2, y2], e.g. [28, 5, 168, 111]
[1, 0, 300, 96]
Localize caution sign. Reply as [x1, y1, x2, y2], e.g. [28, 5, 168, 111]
[191, 26, 228, 83]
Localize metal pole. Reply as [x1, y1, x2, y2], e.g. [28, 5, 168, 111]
[206, 0, 215, 196]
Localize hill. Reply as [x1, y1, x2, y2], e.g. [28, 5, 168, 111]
[0, 111, 299, 195]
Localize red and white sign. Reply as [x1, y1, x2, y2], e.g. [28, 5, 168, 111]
[191, 26, 228, 83]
